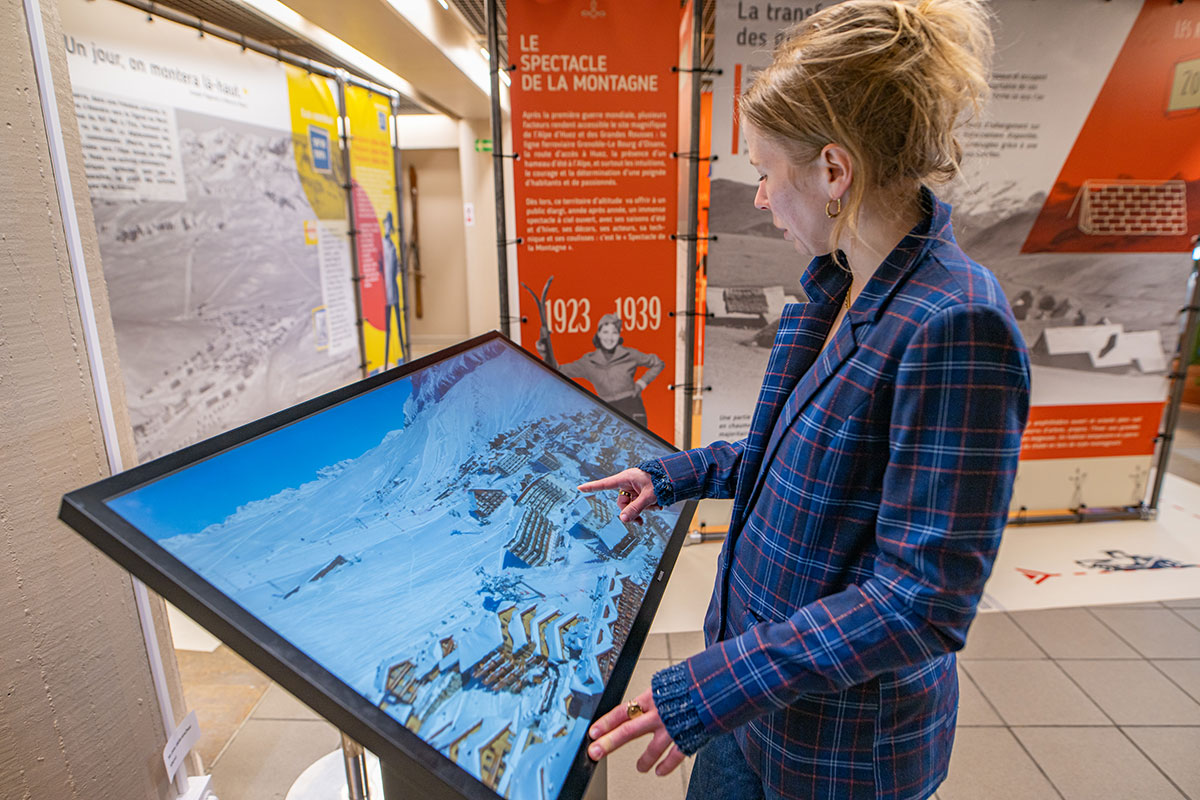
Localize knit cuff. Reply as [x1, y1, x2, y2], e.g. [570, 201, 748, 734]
[651, 661, 709, 756]
[635, 458, 677, 508]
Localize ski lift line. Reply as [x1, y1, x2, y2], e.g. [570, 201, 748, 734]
[491, 152, 522, 160]
[671, 152, 719, 162]
[671, 233, 718, 242]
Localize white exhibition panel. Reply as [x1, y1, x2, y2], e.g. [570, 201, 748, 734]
[698, 0, 1192, 515]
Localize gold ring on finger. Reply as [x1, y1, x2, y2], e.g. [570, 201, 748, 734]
[618, 489, 633, 499]
[626, 700, 644, 719]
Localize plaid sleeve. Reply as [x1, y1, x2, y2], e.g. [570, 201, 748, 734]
[637, 438, 746, 506]
[680, 303, 1030, 734]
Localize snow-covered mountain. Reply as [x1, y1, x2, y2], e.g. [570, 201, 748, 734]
[146, 342, 681, 800]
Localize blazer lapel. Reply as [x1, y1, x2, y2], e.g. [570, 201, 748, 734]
[728, 301, 840, 533]
[743, 316, 861, 516]
[735, 188, 953, 522]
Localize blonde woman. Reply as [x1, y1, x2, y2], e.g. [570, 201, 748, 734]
[581, 2, 1030, 798]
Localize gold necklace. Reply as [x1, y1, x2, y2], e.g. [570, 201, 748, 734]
[844, 275, 852, 311]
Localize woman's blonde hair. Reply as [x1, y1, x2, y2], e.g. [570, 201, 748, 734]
[740, 0, 994, 247]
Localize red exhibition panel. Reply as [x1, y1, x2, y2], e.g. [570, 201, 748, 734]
[1023, 0, 1200, 254]
[1019, 402, 1165, 460]
[509, 0, 680, 442]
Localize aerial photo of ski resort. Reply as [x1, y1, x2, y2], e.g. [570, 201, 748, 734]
[106, 339, 682, 800]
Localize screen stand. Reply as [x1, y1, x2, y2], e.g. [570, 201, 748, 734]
[341, 734, 369, 799]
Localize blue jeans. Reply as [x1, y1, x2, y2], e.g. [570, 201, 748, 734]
[686, 732, 773, 800]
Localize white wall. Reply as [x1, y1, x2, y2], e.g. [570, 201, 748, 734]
[1, 1, 183, 796]
[403, 147, 470, 350]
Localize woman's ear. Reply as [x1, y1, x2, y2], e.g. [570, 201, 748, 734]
[819, 143, 853, 199]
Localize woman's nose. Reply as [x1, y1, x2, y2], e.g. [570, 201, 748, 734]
[754, 182, 769, 211]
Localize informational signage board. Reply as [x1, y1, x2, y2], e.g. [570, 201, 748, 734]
[58, 0, 361, 463]
[700, 0, 1197, 512]
[508, 0, 681, 444]
[60, 334, 695, 800]
[346, 84, 407, 373]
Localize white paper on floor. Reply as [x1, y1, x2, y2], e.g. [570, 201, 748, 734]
[652, 475, 1200, 630]
[981, 472, 1200, 612]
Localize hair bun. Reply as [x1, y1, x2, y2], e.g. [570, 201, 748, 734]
[739, 0, 994, 245]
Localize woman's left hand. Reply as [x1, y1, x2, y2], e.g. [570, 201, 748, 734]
[587, 688, 687, 777]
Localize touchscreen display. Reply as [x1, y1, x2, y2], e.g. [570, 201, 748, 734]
[94, 336, 684, 799]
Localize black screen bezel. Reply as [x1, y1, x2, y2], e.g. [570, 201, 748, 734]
[59, 331, 696, 800]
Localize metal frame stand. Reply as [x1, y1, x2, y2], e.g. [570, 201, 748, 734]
[1149, 246, 1200, 510]
[341, 734, 369, 800]
[485, 0, 512, 337]
[679, 0, 704, 451]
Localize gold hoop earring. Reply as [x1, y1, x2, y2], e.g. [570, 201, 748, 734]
[825, 197, 842, 219]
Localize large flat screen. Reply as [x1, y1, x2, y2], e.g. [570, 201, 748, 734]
[60, 333, 694, 800]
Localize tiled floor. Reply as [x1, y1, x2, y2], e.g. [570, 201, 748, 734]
[203, 598, 1200, 800]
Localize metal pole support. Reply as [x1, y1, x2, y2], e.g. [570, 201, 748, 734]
[341, 733, 369, 800]
[1149, 246, 1200, 510]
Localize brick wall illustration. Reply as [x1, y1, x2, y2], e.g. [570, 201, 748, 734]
[1076, 179, 1188, 236]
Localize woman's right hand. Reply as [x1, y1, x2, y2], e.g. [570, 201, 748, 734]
[578, 468, 659, 524]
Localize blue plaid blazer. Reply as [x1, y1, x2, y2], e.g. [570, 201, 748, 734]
[646, 192, 1030, 800]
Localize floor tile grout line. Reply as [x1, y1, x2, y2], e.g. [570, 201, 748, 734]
[1086, 605, 1154, 660]
[1167, 605, 1200, 634]
[1113, 724, 1194, 800]
[1144, 656, 1200, 708]
[208, 680, 280, 770]
[956, 659, 1006, 725]
[973, 723, 1168, 727]
[1004, 726, 1067, 800]
[963, 654, 1113, 727]
[1006, 611, 1054, 661]
[1047, 649, 1125, 728]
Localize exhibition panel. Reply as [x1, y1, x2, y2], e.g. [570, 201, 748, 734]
[699, 0, 1200, 516]
[56, 0, 420, 466]
[60, 333, 696, 800]
[506, 0, 682, 444]
[346, 83, 410, 374]
[58, 0, 362, 462]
